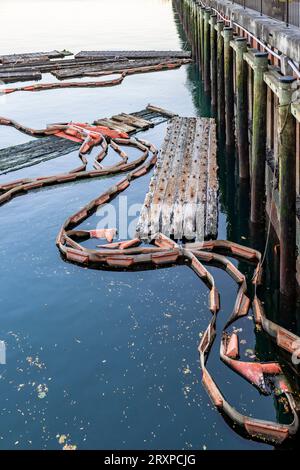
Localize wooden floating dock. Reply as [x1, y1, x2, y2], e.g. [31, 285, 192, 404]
[0, 137, 79, 175]
[0, 50, 72, 64]
[136, 117, 218, 241]
[0, 50, 192, 83]
[52, 58, 191, 80]
[93, 104, 177, 134]
[75, 51, 192, 60]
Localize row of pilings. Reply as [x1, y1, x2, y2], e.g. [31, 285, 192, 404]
[174, 0, 299, 299]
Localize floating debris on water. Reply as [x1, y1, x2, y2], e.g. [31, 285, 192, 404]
[36, 383, 48, 399]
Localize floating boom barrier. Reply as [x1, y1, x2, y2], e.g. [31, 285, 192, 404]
[0, 105, 176, 176]
[0, 111, 300, 446]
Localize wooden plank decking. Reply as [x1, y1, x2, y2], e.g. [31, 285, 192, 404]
[75, 50, 191, 60]
[136, 117, 218, 241]
[0, 137, 79, 175]
[0, 50, 192, 83]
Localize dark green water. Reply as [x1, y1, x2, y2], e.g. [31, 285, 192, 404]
[0, 0, 299, 450]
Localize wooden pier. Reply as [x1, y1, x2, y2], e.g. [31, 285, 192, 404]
[174, 0, 300, 297]
[136, 117, 218, 241]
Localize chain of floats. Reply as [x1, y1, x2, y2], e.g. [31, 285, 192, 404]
[1, 60, 190, 95]
[0, 115, 155, 202]
[1, 117, 300, 446]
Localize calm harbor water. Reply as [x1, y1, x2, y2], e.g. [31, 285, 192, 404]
[0, 0, 298, 450]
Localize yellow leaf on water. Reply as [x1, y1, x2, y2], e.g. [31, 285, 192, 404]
[58, 434, 67, 444]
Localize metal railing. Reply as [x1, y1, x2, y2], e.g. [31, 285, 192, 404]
[232, 0, 300, 28]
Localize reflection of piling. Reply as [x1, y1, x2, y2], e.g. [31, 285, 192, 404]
[232, 38, 249, 179]
[223, 27, 234, 147]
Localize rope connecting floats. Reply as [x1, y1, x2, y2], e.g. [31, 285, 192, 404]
[0, 116, 157, 204]
[1, 60, 191, 95]
[1, 120, 300, 446]
[58, 226, 300, 445]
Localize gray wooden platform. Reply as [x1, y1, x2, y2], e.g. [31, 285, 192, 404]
[0, 137, 79, 175]
[136, 117, 218, 241]
[0, 50, 191, 83]
[0, 50, 71, 64]
[75, 51, 191, 60]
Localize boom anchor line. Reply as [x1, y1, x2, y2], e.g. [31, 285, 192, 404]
[1, 117, 300, 447]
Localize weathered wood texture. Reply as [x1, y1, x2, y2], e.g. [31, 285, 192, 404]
[0, 51, 192, 83]
[136, 117, 218, 241]
[0, 71, 42, 83]
[0, 50, 71, 64]
[0, 58, 111, 83]
[93, 104, 176, 134]
[53, 58, 191, 80]
[0, 57, 119, 74]
[0, 137, 79, 175]
[75, 51, 192, 60]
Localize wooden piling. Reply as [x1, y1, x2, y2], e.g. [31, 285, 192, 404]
[210, 14, 218, 109]
[277, 76, 297, 297]
[223, 27, 234, 147]
[216, 21, 225, 131]
[233, 38, 249, 179]
[203, 9, 211, 94]
[247, 64, 254, 172]
[250, 52, 268, 223]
